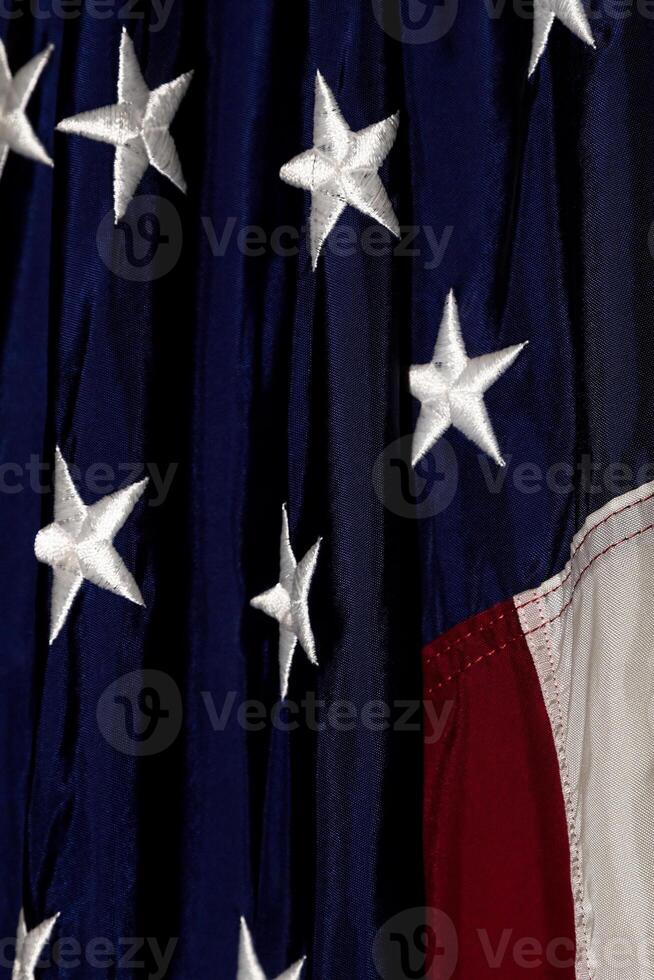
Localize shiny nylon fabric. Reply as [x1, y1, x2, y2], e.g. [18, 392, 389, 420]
[1, 4, 654, 980]
[1, 4, 420, 978]
[518, 482, 654, 980]
[405, 8, 654, 641]
[422, 600, 576, 979]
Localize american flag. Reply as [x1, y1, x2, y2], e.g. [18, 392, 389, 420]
[2, 1, 653, 979]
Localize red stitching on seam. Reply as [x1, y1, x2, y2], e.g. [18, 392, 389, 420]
[424, 487, 654, 665]
[425, 610, 509, 663]
[431, 636, 525, 690]
[516, 488, 654, 613]
[524, 521, 654, 639]
[536, 601, 594, 976]
[516, 568, 573, 611]
[426, 514, 654, 698]
[573, 487, 654, 556]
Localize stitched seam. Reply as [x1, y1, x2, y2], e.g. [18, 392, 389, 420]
[517, 489, 654, 612]
[536, 595, 594, 980]
[424, 610, 509, 662]
[524, 522, 654, 638]
[517, 568, 573, 610]
[425, 525, 654, 686]
[423, 489, 654, 664]
[571, 487, 654, 556]
[426, 635, 524, 692]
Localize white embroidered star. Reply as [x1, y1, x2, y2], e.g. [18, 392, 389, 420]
[250, 504, 320, 700]
[410, 290, 527, 468]
[11, 909, 59, 980]
[0, 41, 53, 179]
[35, 447, 148, 644]
[529, 0, 595, 76]
[56, 28, 193, 221]
[280, 70, 399, 269]
[237, 918, 305, 980]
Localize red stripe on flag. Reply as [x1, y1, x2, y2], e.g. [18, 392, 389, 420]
[422, 599, 576, 979]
